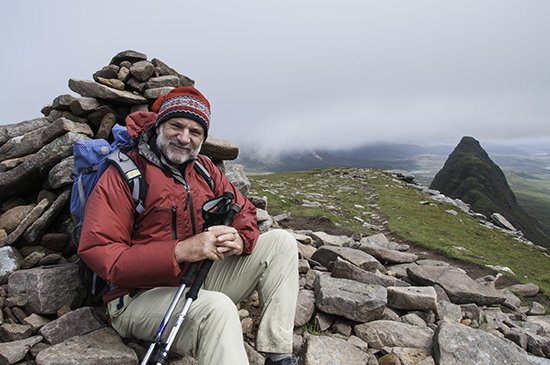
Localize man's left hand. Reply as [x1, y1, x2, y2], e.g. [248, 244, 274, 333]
[207, 225, 244, 257]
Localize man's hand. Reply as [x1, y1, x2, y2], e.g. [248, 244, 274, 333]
[174, 226, 243, 264]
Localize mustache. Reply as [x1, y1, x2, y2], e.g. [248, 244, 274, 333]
[170, 140, 193, 150]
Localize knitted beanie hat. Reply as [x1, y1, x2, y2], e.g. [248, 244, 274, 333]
[151, 86, 211, 139]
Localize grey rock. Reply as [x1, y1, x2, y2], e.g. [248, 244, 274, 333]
[526, 330, 550, 358]
[301, 334, 370, 365]
[354, 320, 434, 349]
[151, 58, 194, 87]
[314, 274, 387, 323]
[224, 164, 251, 197]
[8, 264, 85, 315]
[143, 86, 174, 99]
[312, 246, 381, 272]
[507, 283, 540, 297]
[21, 251, 46, 269]
[126, 77, 147, 94]
[0, 323, 33, 342]
[0, 155, 33, 172]
[93, 64, 120, 82]
[530, 302, 547, 316]
[69, 97, 101, 116]
[0, 132, 89, 200]
[387, 286, 437, 311]
[110, 50, 148, 65]
[527, 354, 550, 365]
[461, 303, 484, 325]
[295, 290, 316, 327]
[51, 94, 76, 110]
[331, 257, 410, 287]
[68, 79, 148, 104]
[359, 242, 418, 264]
[434, 322, 537, 365]
[35, 327, 138, 365]
[406, 265, 506, 306]
[85, 105, 116, 127]
[0, 335, 42, 364]
[0, 247, 23, 284]
[117, 66, 131, 82]
[201, 135, 239, 161]
[46, 109, 89, 124]
[39, 307, 105, 345]
[23, 313, 50, 332]
[386, 262, 419, 278]
[314, 311, 333, 331]
[146, 75, 180, 89]
[491, 213, 517, 231]
[0, 118, 52, 146]
[40, 233, 69, 252]
[309, 231, 351, 247]
[96, 77, 125, 90]
[437, 300, 462, 324]
[2, 198, 50, 247]
[0, 118, 92, 162]
[400, 313, 428, 327]
[130, 60, 155, 82]
[21, 189, 71, 246]
[0, 204, 35, 235]
[43, 156, 74, 190]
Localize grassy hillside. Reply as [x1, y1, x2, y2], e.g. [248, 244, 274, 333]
[248, 168, 550, 297]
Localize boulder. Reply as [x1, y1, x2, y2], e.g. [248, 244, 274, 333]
[354, 320, 434, 349]
[8, 264, 86, 315]
[311, 246, 381, 272]
[35, 327, 138, 365]
[301, 334, 371, 365]
[406, 265, 506, 306]
[39, 307, 105, 345]
[434, 322, 537, 365]
[332, 257, 409, 287]
[313, 274, 386, 323]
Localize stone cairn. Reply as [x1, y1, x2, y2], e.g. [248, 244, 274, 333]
[0, 50, 549, 364]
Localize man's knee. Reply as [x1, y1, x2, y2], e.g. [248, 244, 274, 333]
[262, 229, 298, 256]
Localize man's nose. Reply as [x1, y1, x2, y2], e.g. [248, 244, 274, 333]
[176, 129, 191, 144]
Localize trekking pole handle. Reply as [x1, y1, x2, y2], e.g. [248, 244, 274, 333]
[186, 204, 241, 301]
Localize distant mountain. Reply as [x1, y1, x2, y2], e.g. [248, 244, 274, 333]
[235, 142, 452, 174]
[430, 136, 550, 249]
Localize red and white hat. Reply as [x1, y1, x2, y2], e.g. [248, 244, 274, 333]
[152, 86, 211, 139]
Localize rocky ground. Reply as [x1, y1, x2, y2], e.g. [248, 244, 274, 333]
[279, 212, 550, 309]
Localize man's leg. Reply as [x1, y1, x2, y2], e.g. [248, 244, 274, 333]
[108, 287, 249, 365]
[204, 229, 299, 354]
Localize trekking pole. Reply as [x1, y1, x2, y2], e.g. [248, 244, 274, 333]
[140, 261, 200, 365]
[143, 192, 240, 365]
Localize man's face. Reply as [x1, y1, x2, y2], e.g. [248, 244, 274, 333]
[156, 117, 205, 167]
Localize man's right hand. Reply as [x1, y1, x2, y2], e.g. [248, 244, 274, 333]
[174, 226, 240, 263]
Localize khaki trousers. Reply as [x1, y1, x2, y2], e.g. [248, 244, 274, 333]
[107, 229, 299, 365]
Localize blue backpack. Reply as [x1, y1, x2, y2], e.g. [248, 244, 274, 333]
[70, 123, 214, 296]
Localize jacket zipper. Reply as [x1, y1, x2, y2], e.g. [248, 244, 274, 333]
[171, 206, 177, 239]
[182, 170, 197, 235]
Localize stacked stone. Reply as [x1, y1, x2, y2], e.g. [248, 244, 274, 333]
[0, 50, 247, 364]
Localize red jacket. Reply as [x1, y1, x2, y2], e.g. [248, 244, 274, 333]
[77, 119, 259, 304]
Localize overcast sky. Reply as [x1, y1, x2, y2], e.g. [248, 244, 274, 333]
[1, 1, 549, 151]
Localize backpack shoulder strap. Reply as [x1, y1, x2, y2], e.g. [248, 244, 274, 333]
[194, 159, 215, 192]
[107, 149, 147, 215]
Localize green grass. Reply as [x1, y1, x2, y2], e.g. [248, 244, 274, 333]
[248, 168, 550, 298]
[503, 169, 550, 228]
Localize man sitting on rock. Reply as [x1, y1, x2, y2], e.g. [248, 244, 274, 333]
[77, 86, 299, 365]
